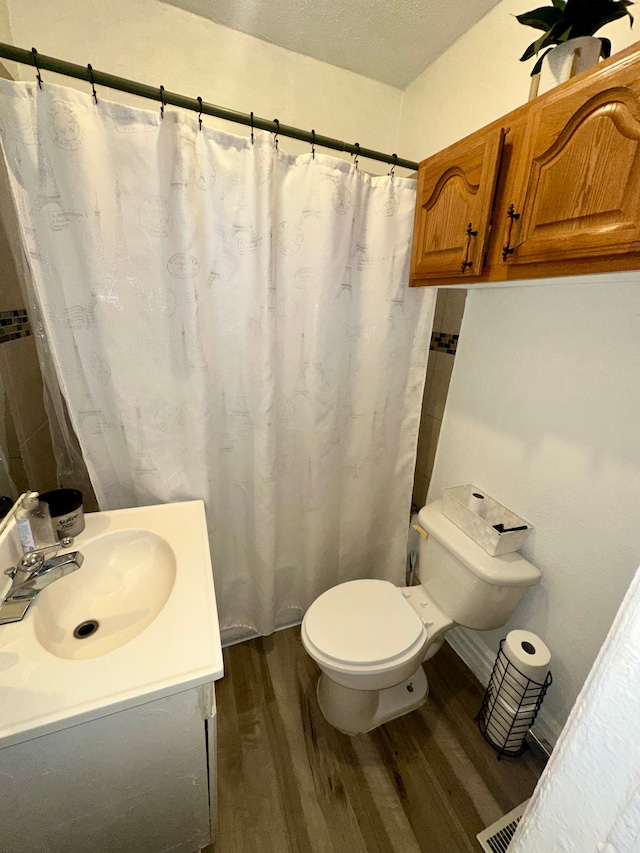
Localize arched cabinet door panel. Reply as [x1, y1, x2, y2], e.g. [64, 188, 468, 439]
[507, 71, 640, 266]
[410, 127, 504, 284]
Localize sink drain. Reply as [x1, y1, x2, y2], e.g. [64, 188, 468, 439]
[73, 619, 99, 639]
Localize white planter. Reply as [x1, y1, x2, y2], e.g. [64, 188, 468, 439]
[538, 36, 602, 95]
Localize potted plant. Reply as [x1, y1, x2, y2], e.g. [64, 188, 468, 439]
[517, 0, 634, 83]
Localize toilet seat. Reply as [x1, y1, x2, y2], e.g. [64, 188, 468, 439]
[302, 579, 427, 673]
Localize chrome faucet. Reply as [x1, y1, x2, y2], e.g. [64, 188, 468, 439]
[0, 539, 84, 625]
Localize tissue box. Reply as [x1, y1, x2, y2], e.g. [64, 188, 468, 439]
[441, 485, 533, 556]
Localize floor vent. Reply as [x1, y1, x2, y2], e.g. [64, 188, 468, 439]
[477, 799, 530, 852]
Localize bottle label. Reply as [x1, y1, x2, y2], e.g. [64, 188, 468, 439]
[16, 518, 36, 553]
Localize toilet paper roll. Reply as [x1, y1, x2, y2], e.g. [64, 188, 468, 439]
[504, 630, 551, 686]
[484, 693, 537, 749]
[467, 491, 486, 516]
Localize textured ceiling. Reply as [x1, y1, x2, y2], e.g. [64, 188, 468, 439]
[162, 0, 502, 88]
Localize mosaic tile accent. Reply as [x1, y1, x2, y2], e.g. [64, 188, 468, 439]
[0, 309, 31, 345]
[430, 332, 458, 355]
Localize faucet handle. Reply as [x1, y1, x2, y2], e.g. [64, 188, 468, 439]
[25, 537, 74, 557]
[19, 552, 45, 571]
[17, 538, 74, 573]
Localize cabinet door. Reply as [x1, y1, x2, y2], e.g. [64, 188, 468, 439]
[0, 688, 212, 853]
[410, 126, 504, 284]
[505, 56, 640, 266]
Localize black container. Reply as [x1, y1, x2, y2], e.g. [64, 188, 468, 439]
[0, 496, 13, 520]
[39, 489, 84, 538]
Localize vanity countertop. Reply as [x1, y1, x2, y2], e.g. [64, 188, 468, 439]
[0, 500, 223, 749]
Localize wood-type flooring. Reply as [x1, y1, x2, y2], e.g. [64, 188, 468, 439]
[209, 627, 546, 853]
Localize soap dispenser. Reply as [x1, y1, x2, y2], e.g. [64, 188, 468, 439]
[15, 491, 55, 553]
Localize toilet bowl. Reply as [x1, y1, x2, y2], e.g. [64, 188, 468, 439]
[301, 579, 454, 733]
[301, 499, 541, 735]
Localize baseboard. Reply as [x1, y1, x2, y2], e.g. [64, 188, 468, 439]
[446, 627, 561, 748]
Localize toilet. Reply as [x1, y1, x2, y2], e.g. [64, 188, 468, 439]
[301, 499, 541, 735]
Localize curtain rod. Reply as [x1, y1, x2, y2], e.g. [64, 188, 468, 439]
[0, 43, 419, 172]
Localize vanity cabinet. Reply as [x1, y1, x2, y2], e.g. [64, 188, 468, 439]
[0, 684, 217, 853]
[410, 41, 640, 286]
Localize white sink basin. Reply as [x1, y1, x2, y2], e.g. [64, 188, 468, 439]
[33, 529, 177, 660]
[0, 501, 223, 748]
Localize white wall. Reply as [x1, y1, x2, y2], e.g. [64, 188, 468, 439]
[4, 0, 402, 173]
[0, 0, 19, 79]
[429, 278, 640, 739]
[396, 0, 638, 162]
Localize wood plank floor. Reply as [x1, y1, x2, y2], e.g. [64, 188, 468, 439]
[209, 627, 546, 853]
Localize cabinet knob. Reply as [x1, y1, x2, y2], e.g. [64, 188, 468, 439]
[502, 204, 521, 262]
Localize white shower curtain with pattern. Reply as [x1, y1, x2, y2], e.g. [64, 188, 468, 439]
[0, 80, 434, 642]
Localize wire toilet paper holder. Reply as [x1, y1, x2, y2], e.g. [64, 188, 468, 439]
[476, 639, 552, 760]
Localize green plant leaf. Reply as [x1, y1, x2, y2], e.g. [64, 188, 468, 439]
[599, 36, 612, 56]
[621, 0, 635, 26]
[520, 29, 554, 60]
[562, 0, 634, 36]
[517, 0, 634, 66]
[556, 25, 575, 41]
[520, 40, 540, 61]
[516, 6, 564, 30]
[519, 21, 574, 60]
[531, 46, 555, 75]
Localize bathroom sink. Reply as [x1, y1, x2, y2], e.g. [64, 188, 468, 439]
[0, 500, 223, 748]
[33, 529, 176, 660]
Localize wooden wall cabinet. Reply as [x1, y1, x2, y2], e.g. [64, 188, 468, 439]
[410, 41, 640, 287]
[411, 127, 504, 280]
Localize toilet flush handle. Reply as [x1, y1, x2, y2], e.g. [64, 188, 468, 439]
[411, 523, 428, 540]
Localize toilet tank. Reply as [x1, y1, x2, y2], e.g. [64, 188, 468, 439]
[417, 501, 541, 630]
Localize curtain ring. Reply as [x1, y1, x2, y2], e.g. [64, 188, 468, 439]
[389, 153, 397, 178]
[159, 85, 166, 120]
[311, 129, 315, 160]
[250, 111, 254, 145]
[272, 118, 279, 150]
[87, 64, 98, 104]
[353, 142, 360, 170]
[197, 96, 203, 131]
[31, 47, 43, 90]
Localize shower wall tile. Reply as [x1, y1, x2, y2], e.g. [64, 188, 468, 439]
[6, 446, 28, 494]
[421, 345, 436, 413]
[0, 333, 57, 496]
[413, 470, 430, 509]
[2, 382, 28, 494]
[0, 310, 31, 345]
[0, 316, 98, 505]
[20, 420, 58, 493]
[430, 332, 459, 355]
[415, 413, 441, 482]
[0, 217, 24, 313]
[2, 334, 49, 444]
[442, 289, 467, 332]
[424, 351, 455, 421]
[432, 289, 447, 332]
[412, 287, 467, 510]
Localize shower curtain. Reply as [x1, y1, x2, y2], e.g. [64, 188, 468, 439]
[0, 79, 434, 642]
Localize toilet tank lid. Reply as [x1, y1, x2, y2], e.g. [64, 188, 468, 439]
[417, 501, 541, 588]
